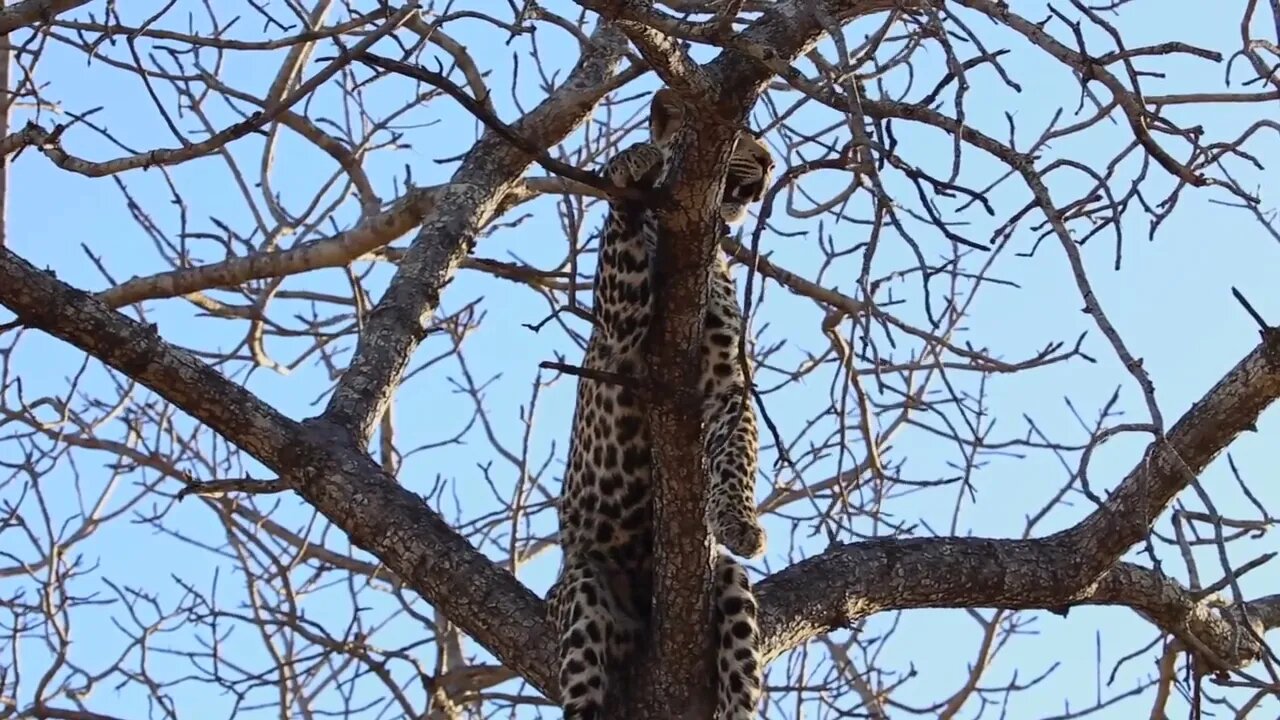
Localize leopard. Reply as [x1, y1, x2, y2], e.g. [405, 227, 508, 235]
[547, 88, 776, 720]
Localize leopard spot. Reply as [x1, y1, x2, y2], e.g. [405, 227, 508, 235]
[616, 415, 642, 443]
[621, 446, 649, 473]
[709, 332, 734, 347]
[594, 523, 615, 544]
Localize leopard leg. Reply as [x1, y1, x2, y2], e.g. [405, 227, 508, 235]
[550, 556, 634, 720]
[701, 262, 766, 559]
[603, 141, 667, 191]
[704, 380, 766, 558]
[714, 553, 762, 720]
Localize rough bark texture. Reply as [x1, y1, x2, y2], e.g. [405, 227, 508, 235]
[636, 110, 740, 720]
[0, 250, 561, 695]
[321, 24, 633, 445]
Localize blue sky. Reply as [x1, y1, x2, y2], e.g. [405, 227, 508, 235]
[1, 0, 1278, 718]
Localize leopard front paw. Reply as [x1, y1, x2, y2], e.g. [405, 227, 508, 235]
[602, 142, 666, 191]
[720, 521, 766, 559]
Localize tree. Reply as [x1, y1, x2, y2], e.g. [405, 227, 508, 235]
[0, 0, 1278, 717]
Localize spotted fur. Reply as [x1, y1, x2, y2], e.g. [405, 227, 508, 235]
[547, 89, 775, 720]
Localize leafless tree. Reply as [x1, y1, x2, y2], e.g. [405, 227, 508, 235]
[1, 0, 1278, 718]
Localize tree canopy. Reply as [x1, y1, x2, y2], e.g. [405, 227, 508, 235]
[0, 1, 1278, 718]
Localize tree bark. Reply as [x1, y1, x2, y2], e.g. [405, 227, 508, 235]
[321, 23, 633, 445]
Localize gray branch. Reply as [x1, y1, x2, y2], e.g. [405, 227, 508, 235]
[320, 23, 634, 444]
[0, 0, 93, 35]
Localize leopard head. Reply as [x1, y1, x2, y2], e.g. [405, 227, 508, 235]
[648, 88, 775, 225]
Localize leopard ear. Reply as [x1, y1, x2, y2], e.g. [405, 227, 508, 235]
[649, 88, 685, 146]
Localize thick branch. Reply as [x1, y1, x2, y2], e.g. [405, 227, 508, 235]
[624, 1, 920, 712]
[1060, 343, 1280, 566]
[0, 248, 559, 697]
[321, 24, 632, 443]
[0, 0, 93, 34]
[759, 547, 1280, 674]
[93, 177, 589, 309]
[572, 0, 714, 96]
[757, 333, 1280, 662]
[95, 188, 438, 308]
[640, 120, 740, 716]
